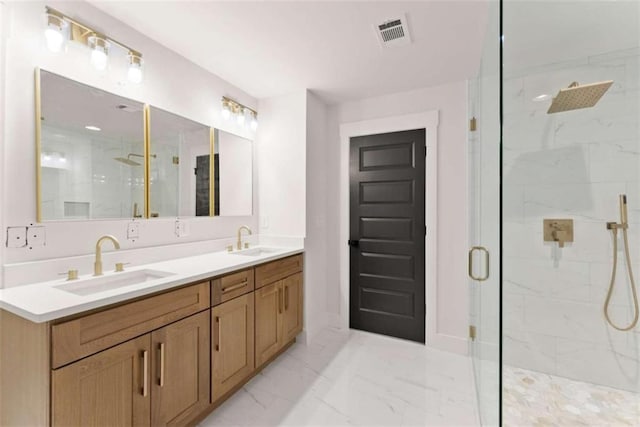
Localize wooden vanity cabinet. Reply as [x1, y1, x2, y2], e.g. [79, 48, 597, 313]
[50, 282, 211, 427]
[211, 293, 255, 403]
[0, 253, 303, 427]
[254, 258, 304, 368]
[51, 334, 151, 427]
[151, 310, 210, 426]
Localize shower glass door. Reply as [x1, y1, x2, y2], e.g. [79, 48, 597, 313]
[468, 2, 500, 425]
[501, 0, 640, 424]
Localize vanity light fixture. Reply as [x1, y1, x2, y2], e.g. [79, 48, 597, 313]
[43, 6, 144, 83]
[221, 96, 258, 131]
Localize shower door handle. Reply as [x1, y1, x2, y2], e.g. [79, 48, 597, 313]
[468, 246, 489, 282]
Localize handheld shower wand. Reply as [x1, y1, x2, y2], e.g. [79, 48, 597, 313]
[604, 194, 639, 331]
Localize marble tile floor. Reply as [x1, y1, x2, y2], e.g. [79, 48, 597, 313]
[199, 327, 479, 427]
[503, 365, 640, 426]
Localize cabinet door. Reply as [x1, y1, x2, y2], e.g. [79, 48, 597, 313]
[212, 293, 255, 402]
[151, 310, 210, 427]
[255, 281, 283, 367]
[52, 334, 151, 427]
[283, 273, 303, 343]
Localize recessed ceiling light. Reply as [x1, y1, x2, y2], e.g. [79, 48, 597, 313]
[85, 125, 101, 131]
[533, 94, 552, 102]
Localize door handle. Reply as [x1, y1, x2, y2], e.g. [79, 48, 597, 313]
[468, 246, 489, 282]
[348, 239, 360, 247]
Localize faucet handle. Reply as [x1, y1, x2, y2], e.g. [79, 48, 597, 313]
[244, 242, 250, 249]
[226, 245, 233, 252]
[115, 262, 130, 272]
[59, 269, 79, 281]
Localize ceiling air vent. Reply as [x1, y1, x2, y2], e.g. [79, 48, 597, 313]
[375, 15, 412, 48]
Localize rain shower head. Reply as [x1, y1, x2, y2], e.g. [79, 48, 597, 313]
[547, 80, 613, 114]
[113, 156, 141, 166]
[113, 153, 155, 167]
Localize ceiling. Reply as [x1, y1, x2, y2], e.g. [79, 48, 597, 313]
[90, 1, 490, 104]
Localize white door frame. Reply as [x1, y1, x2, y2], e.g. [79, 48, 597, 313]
[339, 110, 439, 347]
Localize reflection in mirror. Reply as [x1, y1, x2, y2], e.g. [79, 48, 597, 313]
[39, 70, 145, 221]
[149, 107, 211, 217]
[217, 129, 253, 216]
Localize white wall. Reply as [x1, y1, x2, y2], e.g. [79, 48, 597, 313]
[1, 1, 259, 270]
[325, 81, 470, 351]
[304, 91, 329, 341]
[0, 1, 7, 288]
[256, 91, 306, 237]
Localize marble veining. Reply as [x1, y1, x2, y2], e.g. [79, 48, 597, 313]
[199, 328, 479, 427]
[503, 365, 639, 426]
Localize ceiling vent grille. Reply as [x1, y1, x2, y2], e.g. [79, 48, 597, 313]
[375, 15, 411, 48]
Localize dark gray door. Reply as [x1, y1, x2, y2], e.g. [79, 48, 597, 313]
[349, 129, 426, 343]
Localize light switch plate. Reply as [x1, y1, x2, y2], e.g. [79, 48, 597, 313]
[26, 226, 46, 247]
[127, 222, 139, 240]
[6, 226, 27, 248]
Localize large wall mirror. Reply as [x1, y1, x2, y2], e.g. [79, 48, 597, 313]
[216, 129, 253, 216]
[147, 109, 253, 218]
[37, 69, 145, 221]
[36, 69, 254, 221]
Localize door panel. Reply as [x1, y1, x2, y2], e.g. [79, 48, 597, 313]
[151, 310, 210, 427]
[255, 282, 282, 367]
[282, 273, 303, 343]
[51, 334, 151, 427]
[212, 293, 255, 402]
[349, 129, 426, 343]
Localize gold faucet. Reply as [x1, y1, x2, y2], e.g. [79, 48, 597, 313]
[237, 225, 252, 250]
[94, 235, 121, 276]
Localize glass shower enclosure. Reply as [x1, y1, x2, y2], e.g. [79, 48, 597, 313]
[470, 0, 640, 424]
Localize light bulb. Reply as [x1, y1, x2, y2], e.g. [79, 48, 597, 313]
[127, 52, 143, 84]
[91, 49, 108, 70]
[250, 113, 258, 131]
[88, 35, 110, 71]
[128, 64, 143, 84]
[222, 102, 231, 120]
[45, 27, 64, 52]
[44, 12, 66, 53]
[237, 108, 246, 125]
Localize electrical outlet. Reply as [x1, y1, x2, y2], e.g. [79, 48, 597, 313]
[127, 222, 139, 240]
[26, 226, 46, 247]
[6, 226, 27, 248]
[175, 220, 189, 237]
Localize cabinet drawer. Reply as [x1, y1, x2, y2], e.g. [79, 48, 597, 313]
[255, 254, 303, 289]
[212, 269, 255, 306]
[51, 282, 210, 369]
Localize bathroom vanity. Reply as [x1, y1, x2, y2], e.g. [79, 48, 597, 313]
[0, 248, 303, 426]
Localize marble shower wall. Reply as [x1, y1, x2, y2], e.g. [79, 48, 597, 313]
[503, 49, 640, 392]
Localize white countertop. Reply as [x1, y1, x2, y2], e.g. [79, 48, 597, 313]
[0, 245, 303, 323]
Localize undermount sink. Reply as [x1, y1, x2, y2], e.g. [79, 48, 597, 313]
[229, 247, 280, 257]
[55, 269, 175, 296]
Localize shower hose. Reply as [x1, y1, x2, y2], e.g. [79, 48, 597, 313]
[605, 225, 640, 331]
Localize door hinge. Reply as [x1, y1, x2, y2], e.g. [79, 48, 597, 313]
[469, 117, 477, 132]
[469, 325, 477, 341]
